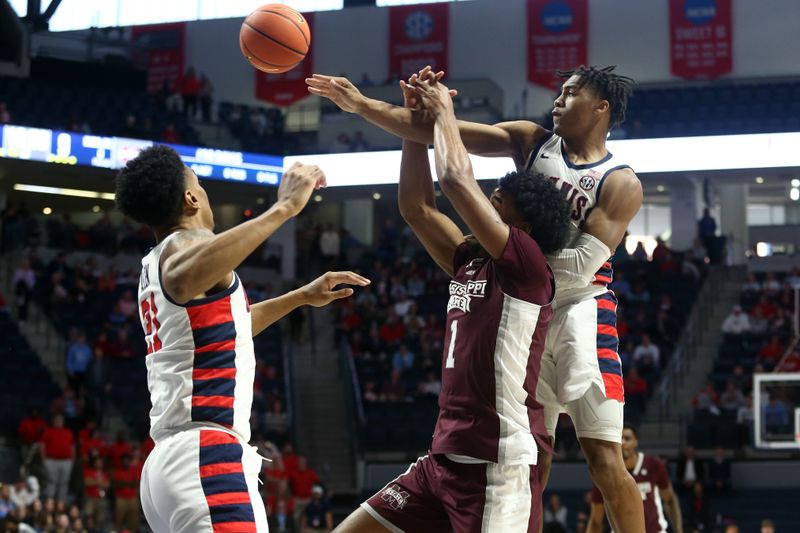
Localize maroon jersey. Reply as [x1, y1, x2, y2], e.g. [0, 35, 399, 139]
[592, 453, 671, 533]
[430, 227, 554, 465]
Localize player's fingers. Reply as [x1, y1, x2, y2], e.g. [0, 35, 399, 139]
[449, 89, 458, 97]
[435, 70, 446, 80]
[328, 288, 355, 301]
[311, 73, 332, 81]
[327, 271, 371, 285]
[307, 86, 326, 96]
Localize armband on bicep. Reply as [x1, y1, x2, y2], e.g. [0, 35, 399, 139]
[546, 233, 612, 289]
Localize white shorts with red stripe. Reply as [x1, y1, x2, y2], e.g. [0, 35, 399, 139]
[536, 290, 624, 444]
[141, 428, 268, 533]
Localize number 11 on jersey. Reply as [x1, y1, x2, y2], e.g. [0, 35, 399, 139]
[445, 320, 458, 368]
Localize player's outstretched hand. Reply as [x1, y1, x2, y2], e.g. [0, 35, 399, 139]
[301, 271, 371, 307]
[402, 66, 457, 111]
[277, 162, 326, 216]
[409, 72, 455, 118]
[306, 74, 364, 113]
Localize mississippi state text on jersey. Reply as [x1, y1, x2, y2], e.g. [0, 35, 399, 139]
[430, 227, 554, 464]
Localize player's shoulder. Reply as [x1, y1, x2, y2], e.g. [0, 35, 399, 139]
[643, 454, 668, 473]
[493, 120, 551, 166]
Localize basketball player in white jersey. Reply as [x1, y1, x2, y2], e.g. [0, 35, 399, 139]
[114, 145, 369, 533]
[307, 65, 644, 532]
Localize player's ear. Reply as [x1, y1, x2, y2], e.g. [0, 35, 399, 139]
[183, 189, 200, 213]
[595, 99, 610, 117]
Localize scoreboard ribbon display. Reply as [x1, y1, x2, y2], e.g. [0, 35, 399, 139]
[0, 124, 284, 187]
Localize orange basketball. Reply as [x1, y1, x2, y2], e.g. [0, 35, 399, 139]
[239, 4, 311, 74]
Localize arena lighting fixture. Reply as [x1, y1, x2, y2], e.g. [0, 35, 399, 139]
[92, 205, 101, 213]
[792, 179, 800, 187]
[790, 188, 800, 201]
[755, 176, 765, 184]
[284, 132, 800, 187]
[656, 185, 666, 192]
[313, 194, 323, 202]
[372, 192, 381, 200]
[42, 207, 52, 215]
[13, 183, 115, 200]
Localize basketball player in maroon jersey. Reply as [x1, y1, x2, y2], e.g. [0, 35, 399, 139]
[588, 426, 683, 533]
[333, 71, 571, 533]
[308, 65, 644, 532]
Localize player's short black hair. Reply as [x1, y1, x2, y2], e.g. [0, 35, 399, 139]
[558, 65, 635, 129]
[115, 145, 187, 228]
[498, 170, 571, 255]
[623, 424, 639, 438]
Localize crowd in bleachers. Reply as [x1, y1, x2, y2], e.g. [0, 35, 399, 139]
[688, 268, 799, 449]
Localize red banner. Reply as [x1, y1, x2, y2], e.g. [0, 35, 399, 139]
[670, 0, 732, 79]
[130, 23, 186, 94]
[255, 12, 315, 107]
[527, 0, 588, 91]
[388, 3, 449, 81]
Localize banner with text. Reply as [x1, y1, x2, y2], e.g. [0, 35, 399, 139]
[527, 0, 588, 91]
[255, 12, 315, 107]
[131, 23, 186, 94]
[670, 0, 732, 79]
[389, 3, 449, 80]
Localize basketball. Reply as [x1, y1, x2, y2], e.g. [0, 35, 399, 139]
[239, 4, 310, 74]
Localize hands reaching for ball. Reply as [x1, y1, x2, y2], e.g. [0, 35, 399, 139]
[400, 67, 457, 117]
[305, 74, 366, 113]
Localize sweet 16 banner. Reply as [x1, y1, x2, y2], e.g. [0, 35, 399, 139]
[255, 12, 315, 106]
[389, 3, 449, 79]
[527, 0, 588, 91]
[670, 0, 732, 79]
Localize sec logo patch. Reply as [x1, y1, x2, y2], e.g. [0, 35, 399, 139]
[579, 175, 596, 191]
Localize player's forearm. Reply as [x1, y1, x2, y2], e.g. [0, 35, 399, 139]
[398, 140, 436, 220]
[666, 498, 684, 533]
[250, 289, 308, 337]
[355, 97, 435, 145]
[164, 203, 293, 303]
[433, 110, 473, 187]
[586, 517, 605, 533]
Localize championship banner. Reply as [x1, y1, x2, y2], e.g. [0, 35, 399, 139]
[130, 23, 186, 94]
[527, 0, 588, 91]
[670, 0, 732, 79]
[255, 12, 315, 107]
[388, 3, 449, 80]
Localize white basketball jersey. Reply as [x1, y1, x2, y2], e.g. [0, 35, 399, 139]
[137, 233, 255, 443]
[525, 132, 632, 303]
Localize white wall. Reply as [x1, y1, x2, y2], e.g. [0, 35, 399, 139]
[178, 0, 800, 116]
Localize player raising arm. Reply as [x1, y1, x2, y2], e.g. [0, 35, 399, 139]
[115, 146, 368, 533]
[309, 65, 644, 532]
[334, 72, 571, 533]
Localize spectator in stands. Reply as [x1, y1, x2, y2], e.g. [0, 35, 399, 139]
[687, 481, 710, 530]
[119, 114, 140, 138]
[268, 498, 296, 533]
[750, 307, 770, 337]
[9, 471, 39, 511]
[392, 344, 415, 371]
[762, 272, 781, 294]
[17, 407, 47, 449]
[752, 294, 777, 320]
[676, 446, 706, 492]
[543, 493, 568, 533]
[82, 455, 109, 529]
[379, 310, 406, 345]
[160, 122, 181, 143]
[721, 305, 751, 336]
[0, 486, 14, 520]
[628, 280, 651, 304]
[742, 273, 762, 294]
[770, 307, 791, 335]
[417, 371, 441, 398]
[778, 349, 800, 372]
[633, 333, 660, 384]
[609, 271, 631, 299]
[351, 130, 370, 151]
[319, 224, 340, 268]
[41, 414, 74, 502]
[380, 369, 407, 402]
[682, 250, 701, 283]
[758, 334, 785, 368]
[106, 431, 132, 469]
[631, 241, 648, 261]
[708, 447, 732, 493]
[291, 457, 320, 524]
[301, 484, 333, 532]
[623, 367, 647, 424]
[111, 328, 136, 359]
[0, 101, 10, 123]
[651, 237, 671, 264]
[199, 73, 214, 122]
[112, 453, 140, 532]
[362, 380, 378, 403]
[330, 133, 354, 153]
[264, 400, 290, 446]
[697, 208, 717, 257]
[760, 519, 776, 533]
[693, 382, 720, 413]
[12, 258, 35, 323]
[65, 330, 93, 391]
[182, 67, 200, 118]
[764, 395, 789, 434]
[719, 381, 745, 413]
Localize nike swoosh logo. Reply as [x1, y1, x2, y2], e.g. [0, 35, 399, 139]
[541, 154, 550, 159]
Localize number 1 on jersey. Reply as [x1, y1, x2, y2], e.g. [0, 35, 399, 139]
[445, 319, 458, 368]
